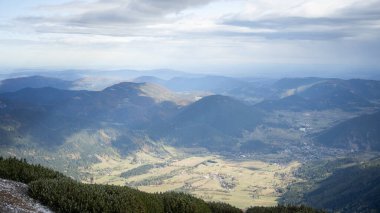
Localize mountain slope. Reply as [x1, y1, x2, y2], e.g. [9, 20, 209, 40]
[155, 95, 263, 150]
[135, 75, 249, 93]
[133, 76, 166, 85]
[296, 80, 373, 109]
[104, 82, 193, 105]
[304, 163, 380, 212]
[256, 78, 379, 111]
[0, 76, 72, 93]
[273, 77, 327, 91]
[281, 158, 380, 213]
[165, 76, 248, 93]
[0, 83, 180, 148]
[0, 82, 264, 153]
[173, 95, 262, 135]
[314, 111, 380, 151]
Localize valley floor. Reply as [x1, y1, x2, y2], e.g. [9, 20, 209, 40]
[83, 146, 301, 209]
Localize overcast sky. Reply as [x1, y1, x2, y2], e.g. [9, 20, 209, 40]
[0, 0, 379, 75]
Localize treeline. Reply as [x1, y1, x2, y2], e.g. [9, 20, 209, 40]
[0, 156, 66, 183]
[0, 157, 322, 213]
[29, 179, 216, 213]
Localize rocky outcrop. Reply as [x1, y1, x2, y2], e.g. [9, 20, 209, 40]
[0, 178, 52, 213]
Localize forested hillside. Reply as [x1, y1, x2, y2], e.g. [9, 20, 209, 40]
[281, 158, 380, 212]
[315, 111, 380, 151]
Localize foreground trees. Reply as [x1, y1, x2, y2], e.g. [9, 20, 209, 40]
[0, 157, 323, 213]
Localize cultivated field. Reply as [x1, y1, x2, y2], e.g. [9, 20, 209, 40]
[83, 146, 300, 209]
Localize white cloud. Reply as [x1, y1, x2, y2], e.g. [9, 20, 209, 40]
[0, 0, 379, 72]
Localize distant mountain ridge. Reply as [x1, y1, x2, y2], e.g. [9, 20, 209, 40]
[0, 75, 72, 93]
[2, 69, 199, 81]
[2, 76, 380, 152]
[0, 82, 263, 152]
[4, 75, 380, 112]
[0, 82, 180, 148]
[256, 78, 380, 111]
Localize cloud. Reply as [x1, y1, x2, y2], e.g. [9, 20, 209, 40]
[15, 0, 380, 42]
[220, 0, 380, 40]
[33, 0, 215, 25]
[13, 0, 218, 38]
[216, 30, 348, 40]
[2, 0, 380, 70]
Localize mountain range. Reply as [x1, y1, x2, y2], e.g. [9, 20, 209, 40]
[1, 74, 380, 212]
[2, 75, 380, 152]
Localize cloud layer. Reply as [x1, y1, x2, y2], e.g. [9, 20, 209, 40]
[222, 0, 380, 40]
[1, 0, 379, 73]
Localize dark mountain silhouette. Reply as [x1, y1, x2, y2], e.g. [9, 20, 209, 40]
[315, 111, 380, 151]
[0, 83, 262, 152]
[304, 163, 380, 212]
[133, 76, 166, 85]
[0, 83, 180, 148]
[154, 95, 263, 150]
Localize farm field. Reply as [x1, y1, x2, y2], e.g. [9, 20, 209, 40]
[83, 146, 301, 208]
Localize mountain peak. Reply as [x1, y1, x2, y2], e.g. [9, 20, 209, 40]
[103, 82, 144, 91]
[103, 82, 194, 105]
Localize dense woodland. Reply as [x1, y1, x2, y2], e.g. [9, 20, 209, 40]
[120, 164, 165, 179]
[0, 157, 323, 213]
[281, 158, 380, 212]
[0, 156, 66, 183]
[304, 163, 380, 212]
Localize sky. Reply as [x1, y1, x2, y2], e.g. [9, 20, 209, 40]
[0, 0, 379, 75]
